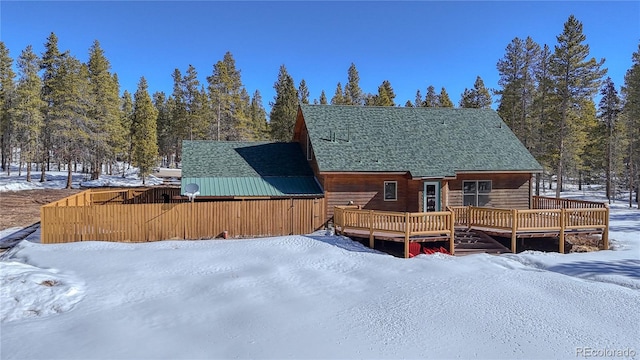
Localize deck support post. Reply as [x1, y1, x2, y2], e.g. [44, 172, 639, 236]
[603, 205, 609, 250]
[511, 209, 518, 253]
[559, 208, 565, 254]
[369, 210, 374, 249]
[449, 210, 455, 255]
[404, 212, 410, 259]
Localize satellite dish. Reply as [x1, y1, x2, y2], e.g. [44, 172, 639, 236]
[184, 183, 200, 202]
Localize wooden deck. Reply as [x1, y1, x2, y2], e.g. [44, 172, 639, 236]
[334, 197, 609, 258]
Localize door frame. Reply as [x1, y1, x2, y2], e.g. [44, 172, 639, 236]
[423, 181, 441, 212]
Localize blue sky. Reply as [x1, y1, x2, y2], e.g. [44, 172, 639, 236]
[2, 1, 639, 111]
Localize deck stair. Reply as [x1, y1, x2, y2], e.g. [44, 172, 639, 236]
[454, 228, 512, 256]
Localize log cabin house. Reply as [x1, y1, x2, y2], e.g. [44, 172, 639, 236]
[178, 105, 607, 256]
[292, 104, 544, 219]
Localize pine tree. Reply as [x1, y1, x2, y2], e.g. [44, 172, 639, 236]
[206, 52, 250, 142]
[550, 15, 606, 197]
[0, 41, 16, 173]
[298, 79, 310, 104]
[87, 40, 123, 179]
[153, 91, 172, 168]
[49, 54, 92, 188]
[369, 80, 396, 106]
[344, 63, 363, 105]
[460, 76, 492, 109]
[439, 87, 454, 107]
[12, 45, 44, 182]
[404, 100, 413, 107]
[39, 32, 64, 180]
[249, 90, 269, 140]
[331, 82, 344, 105]
[622, 43, 640, 207]
[598, 77, 622, 201]
[121, 90, 135, 172]
[269, 65, 298, 141]
[424, 85, 439, 107]
[131, 77, 158, 185]
[319, 90, 328, 105]
[414, 89, 423, 108]
[496, 37, 541, 149]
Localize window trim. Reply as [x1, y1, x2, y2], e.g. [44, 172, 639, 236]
[463, 180, 492, 206]
[384, 181, 398, 201]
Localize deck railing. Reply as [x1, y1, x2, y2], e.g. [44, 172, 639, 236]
[532, 196, 607, 209]
[466, 204, 608, 253]
[333, 206, 455, 257]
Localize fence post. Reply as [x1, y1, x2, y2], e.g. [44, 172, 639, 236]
[511, 209, 518, 253]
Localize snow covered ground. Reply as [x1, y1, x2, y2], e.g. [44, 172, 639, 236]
[0, 164, 162, 192]
[0, 178, 638, 359]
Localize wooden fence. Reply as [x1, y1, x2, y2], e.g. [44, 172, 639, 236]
[333, 206, 455, 257]
[41, 189, 325, 244]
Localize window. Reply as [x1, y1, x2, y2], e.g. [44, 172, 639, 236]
[463, 180, 491, 206]
[384, 181, 397, 201]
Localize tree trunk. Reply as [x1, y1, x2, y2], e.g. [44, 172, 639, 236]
[40, 161, 46, 182]
[26, 161, 31, 182]
[66, 159, 73, 189]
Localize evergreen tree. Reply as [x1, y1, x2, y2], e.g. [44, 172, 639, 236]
[369, 80, 395, 106]
[40, 32, 64, 180]
[414, 89, 423, 108]
[496, 37, 541, 149]
[298, 79, 310, 104]
[621, 43, 640, 207]
[249, 90, 269, 140]
[459, 76, 492, 108]
[424, 85, 439, 107]
[404, 100, 413, 107]
[331, 82, 345, 105]
[319, 90, 328, 105]
[131, 77, 158, 185]
[12, 46, 44, 182]
[153, 91, 172, 168]
[344, 63, 363, 105]
[439, 87, 454, 107]
[549, 15, 606, 197]
[49, 54, 92, 188]
[120, 90, 135, 173]
[598, 77, 622, 201]
[206, 52, 251, 142]
[0, 41, 16, 173]
[269, 65, 298, 141]
[531, 44, 557, 193]
[87, 40, 123, 178]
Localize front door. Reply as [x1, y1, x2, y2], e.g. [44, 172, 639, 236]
[423, 181, 441, 212]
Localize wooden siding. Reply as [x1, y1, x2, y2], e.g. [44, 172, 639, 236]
[321, 173, 413, 220]
[448, 173, 531, 209]
[41, 190, 325, 244]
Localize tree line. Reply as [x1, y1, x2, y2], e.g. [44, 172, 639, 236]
[0, 15, 638, 207]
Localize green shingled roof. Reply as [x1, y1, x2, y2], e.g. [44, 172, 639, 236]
[181, 141, 322, 197]
[299, 104, 543, 177]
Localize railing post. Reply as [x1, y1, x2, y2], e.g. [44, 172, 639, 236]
[449, 210, 455, 255]
[559, 208, 565, 254]
[404, 212, 410, 259]
[603, 205, 609, 250]
[511, 209, 517, 253]
[369, 210, 374, 249]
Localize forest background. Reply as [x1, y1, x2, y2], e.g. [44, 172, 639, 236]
[0, 3, 639, 206]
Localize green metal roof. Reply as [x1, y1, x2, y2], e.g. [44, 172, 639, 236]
[299, 104, 543, 178]
[181, 141, 322, 197]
